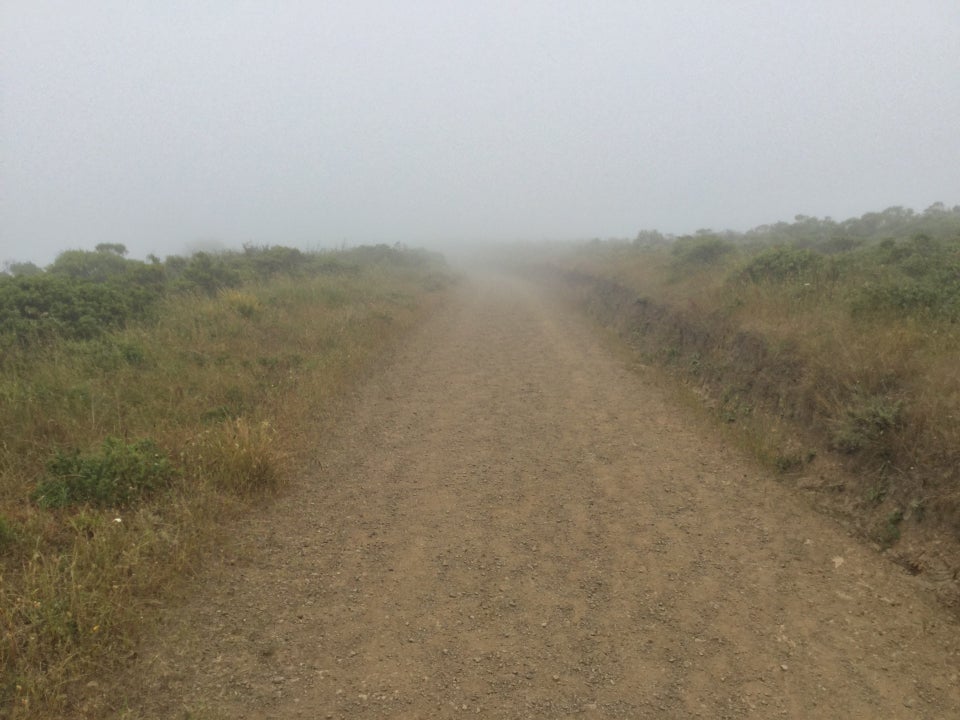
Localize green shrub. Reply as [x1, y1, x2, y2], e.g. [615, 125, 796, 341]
[0, 274, 160, 345]
[48, 248, 131, 281]
[851, 279, 945, 317]
[175, 252, 242, 295]
[81, 339, 149, 371]
[242, 244, 306, 279]
[671, 235, 734, 269]
[3, 261, 42, 277]
[32, 437, 175, 508]
[873, 233, 942, 271]
[817, 236, 864, 255]
[847, 234, 960, 319]
[740, 246, 825, 283]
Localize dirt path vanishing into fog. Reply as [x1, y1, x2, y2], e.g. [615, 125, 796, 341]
[117, 272, 959, 719]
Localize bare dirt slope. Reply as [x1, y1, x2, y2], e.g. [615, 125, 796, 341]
[115, 272, 959, 719]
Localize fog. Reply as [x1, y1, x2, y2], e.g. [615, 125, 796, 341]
[2, 1, 959, 267]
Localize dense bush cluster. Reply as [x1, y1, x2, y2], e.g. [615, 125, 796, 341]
[670, 234, 734, 270]
[739, 203, 960, 247]
[739, 247, 826, 284]
[851, 234, 960, 320]
[1, 242, 418, 348]
[0, 275, 154, 344]
[643, 203, 960, 320]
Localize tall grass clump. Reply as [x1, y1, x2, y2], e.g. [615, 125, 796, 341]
[0, 243, 451, 718]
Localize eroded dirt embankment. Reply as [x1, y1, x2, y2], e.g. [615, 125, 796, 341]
[543, 265, 960, 608]
[103, 271, 959, 719]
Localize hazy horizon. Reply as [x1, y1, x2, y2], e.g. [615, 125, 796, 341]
[3, 1, 959, 267]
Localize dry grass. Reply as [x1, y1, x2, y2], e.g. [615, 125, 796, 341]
[0, 256, 451, 718]
[542, 234, 960, 559]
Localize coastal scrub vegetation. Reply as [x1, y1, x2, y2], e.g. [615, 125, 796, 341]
[0, 242, 450, 717]
[544, 203, 960, 569]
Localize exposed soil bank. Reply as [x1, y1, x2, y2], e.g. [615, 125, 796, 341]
[541, 265, 960, 610]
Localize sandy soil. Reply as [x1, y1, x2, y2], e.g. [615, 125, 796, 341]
[112, 272, 959, 719]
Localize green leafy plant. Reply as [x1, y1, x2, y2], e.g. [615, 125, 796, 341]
[850, 234, 960, 320]
[175, 252, 242, 295]
[32, 437, 175, 508]
[671, 235, 734, 270]
[740, 246, 825, 284]
[0, 274, 155, 344]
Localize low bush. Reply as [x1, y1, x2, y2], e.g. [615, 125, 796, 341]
[32, 437, 175, 509]
[0, 275, 157, 345]
[848, 234, 960, 320]
[174, 251, 243, 295]
[739, 246, 825, 284]
[851, 279, 950, 318]
[671, 235, 735, 270]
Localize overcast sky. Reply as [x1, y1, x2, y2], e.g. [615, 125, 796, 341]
[2, 1, 959, 266]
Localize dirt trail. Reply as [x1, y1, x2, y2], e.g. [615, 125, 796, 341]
[118, 272, 959, 719]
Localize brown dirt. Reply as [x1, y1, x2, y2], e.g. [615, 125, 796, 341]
[106, 272, 959, 719]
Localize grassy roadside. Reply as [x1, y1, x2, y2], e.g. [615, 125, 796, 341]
[526, 206, 960, 601]
[0, 245, 452, 718]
